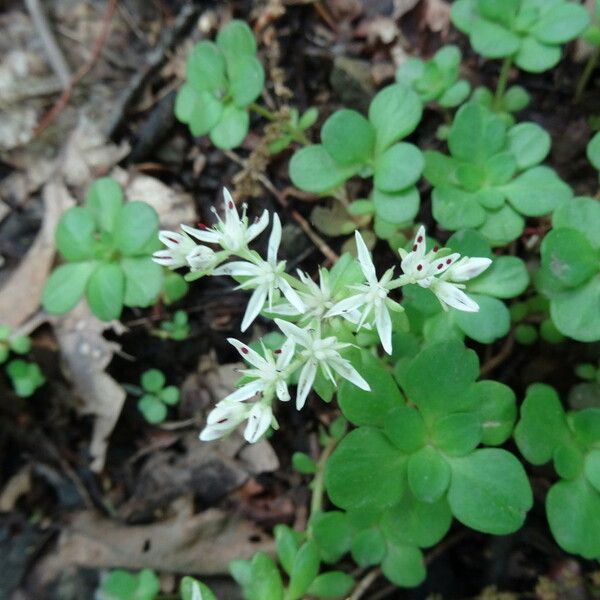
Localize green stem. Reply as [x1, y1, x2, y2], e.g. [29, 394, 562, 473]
[249, 102, 278, 121]
[309, 437, 338, 517]
[575, 46, 600, 103]
[493, 56, 513, 110]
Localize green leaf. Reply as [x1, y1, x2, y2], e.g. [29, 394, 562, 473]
[216, 20, 257, 58]
[175, 85, 223, 136]
[310, 511, 352, 563]
[141, 369, 165, 392]
[274, 525, 301, 574]
[372, 187, 420, 225]
[477, 204, 524, 245]
[56, 206, 96, 261]
[502, 85, 530, 112]
[180, 577, 217, 600]
[407, 446, 451, 502]
[447, 448, 533, 534]
[587, 132, 600, 171]
[454, 295, 511, 343]
[570, 409, 600, 445]
[381, 542, 426, 588]
[43, 261, 97, 314]
[470, 18, 520, 59]
[338, 352, 404, 427]
[508, 122, 551, 170]
[553, 196, 600, 248]
[374, 143, 423, 192]
[584, 450, 600, 492]
[245, 553, 284, 600]
[475, 380, 517, 445]
[321, 109, 376, 166]
[351, 527, 386, 567]
[484, 152, 517, 185]
[288, 541, 320, 600]
[439, 80, 471, 107]
[227, 55, 264, 107]
[138, 395, 167, 424]
[325, 428, 406, 511]
[369, 84, 422, 154]
[550, 276, 600, 342]
[446, 229, 493, 258]
[121, 257, 163, 308]
[451, 0, 477, 33]
[115, 202, 159, 256]
[292, 451, 317, 474]
[514, 383, 568, 464]
[423, 150, 459, 187]
[162, 272, 189, 304]
[547, 478, 600, 559]
[209, 103, 249, 150]
[85, 177, 124, 233]
[186, 41, 226, 92]
[432, 186, 487, 230]
[290, 145, 358, 194]
[477, 0, 519, 27]
[531, 3, 590, 44]
[87, 262, 125, 320]
[159, 386, 179, 405]
[468, 256, 529, 299]
[307, 572, 354, 599]
[9, 336, 31, 355]
[432, 412, 482, 456]
[384, 405, 427, 454]
[402, 341, 479, 418]
[541, 228, 598, 288]
[515, 36, 561, 73]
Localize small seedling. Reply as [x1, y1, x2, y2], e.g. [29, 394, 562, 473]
[470, 84, 530, 125]
[267, 107, 319, 154]
[0, 326, 44, 397]
[136, 369, 180, 424]
[43, 177, 162, 321]
[98, 569, 160, 600]
[155, 310, 190, 341]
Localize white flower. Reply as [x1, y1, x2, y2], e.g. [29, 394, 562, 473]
[199, 399, 250, 441]
[398, 226, 492, 313]
[152, 230, 197, 268]
[212, 214, 305, 331]
[186, 244, 218, 272]
[182, 188, 269, 253]
[225, 337, 295, 403]
[326, 231, 401, 354]
[275, 319, 370, 410]
[244, 402, 275, 443]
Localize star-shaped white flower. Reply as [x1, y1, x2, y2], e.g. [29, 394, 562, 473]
[212, 214, 305, 331]
[275, 318, 370, 410]
[326, 231, 401, 354]
[398, 226, 492, 313]
[152, 230, 198, 269]
[225, 337, 295, 403]
[182, 188, 269, 253]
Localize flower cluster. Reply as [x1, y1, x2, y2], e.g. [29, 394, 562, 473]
[153, 189, 492, 444]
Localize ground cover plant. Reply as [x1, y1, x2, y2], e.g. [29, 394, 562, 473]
[2, 1, 600, 599]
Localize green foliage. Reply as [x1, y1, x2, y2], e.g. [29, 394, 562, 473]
[424, 103, 571, 245]
[470, 85, 530, 125]
[268, 107, 319, 154]
[515, 384, 600, 559]
[180, 576, 218, 600]
[536, 197, 600, 341]
[6, 360, 46, 398]
[451, 0, 590, 73]
[136, 369, 180, 424]
[162, 272, 189, 305]
[43, 177, 162, 321]
[98, 569, 160, 600]
[396, 45, 471, 108]
[175, 20, 264, 149]
[157, 310, 190, 341]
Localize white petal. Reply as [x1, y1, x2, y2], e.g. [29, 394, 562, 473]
[354, 230, 377, 283]
[296, 360, 317, 410]
[375, 302, 393, 355]
[212, 261, 260, 277]
[152, 250, 181, 268]
[223, 188, 239, 224]
[426, 252, 461, 277]
[268, 303, 302, 316]
[199, 425, 229, 441]
[274, 318, 313, 348]
[278, 277, 306, 313]
[181, 224, 221, 244]
[227, 338, 268, 369]
[412, 225, 427, 258]
[244, 403, 272, 443]
[326, 294, 368, 318]
[268, 213, 282, 265]
[433, 280, 480, 312]
[241, 285, 269, 332]
[277, 337, 296, 368]
[158, 231, 185, 248]
[447, 257, 492, 282]
[276, 380, 291, 402]
[246, 209, 270, 242]
[221, 379, 265, 403]
[329, 358, 370, 391]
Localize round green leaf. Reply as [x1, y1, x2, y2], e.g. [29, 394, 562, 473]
[531, 3, 590, 44]
[374, 143, 423, 192]
[186, 41, 226, 92]
[310, 511, 352, 563]
[550, 276, 600, 342]
[216, 20, 257, 57]
[321, 109, 375, 166]
[9, 336, 31, 355]
[381, 542, 426, 588]
[470, 18, 520, 58]
[43, 261, 97, 315]
[288, 541, 320, 600]
[515, 36, 561, 73]
[138, 396, 167, 424]
[508, 122, 551, 170]
[484, 152, 517, 185]
[372, 187, 420, 225]
[368, 84, 422, 154]
[447, 448, 533, 534]
[477, 204, 525, 245]
[423, 150, 459, 188]
[175, 85, 223, 136]
[468, 256, 529, 299]
[209, 103, 249, 150]
[325, 428, 406, 511]
[227, 55, 264, 107]
[55, 206, 96, 261]
[85, 177, 124, 233]
[587, 132, 600, 171]
[584, 450, 600, 492]
[141, 369, 165, 392]
[431, 411, 482, 456]
[292, 451, 317, 474]
[407, 446, 451, 502]
[454, 294, 511, 343]
[502, 85, 530, 112]
[570, 408, 600, 446]
[245, 553, 284, 600]
[554, 440, 585, 480]
[160, 386, 179, 405]
[451, 0, 477, 33]
[163, 272, 189, 304]
[432, 186, 487, 231]
[384, 405, 427, 454]
[290, 145, 358, 194]
[439, 80, 471, 108]
[351, 527, 386, 567]
[307, 572, 354, 599]
[474, 380, 517, 446]
[553, 196, 600, 248]
[87, 262, 125, 321]
[121, 257, 163, 308]
[114, 202, 159, 256]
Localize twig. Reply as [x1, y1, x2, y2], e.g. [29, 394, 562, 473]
[34, 0, 118, 136]
[480, 331, 515, 377]
[349, 567, 382, 600]
[24, 0, 72, 87]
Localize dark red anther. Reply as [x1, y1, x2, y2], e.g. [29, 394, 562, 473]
[412, 244, 417, 251]
[416, 264, 423, 271]
[274, 349, 282, 354]
[433, 245, 439, 252]
[446, 258, 452, 265]
[241, 347, 249, 354]
[165, 236, 179, 245]
[417, 235, 423, 243]
[197, 222, 207, 230]
[228, 201, 234, 209]
[217, 418, 229, 424]
[437, 264, 443, 270]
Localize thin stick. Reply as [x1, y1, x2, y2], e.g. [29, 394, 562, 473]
[348, 567, 382, 600]
[480, 331, 515, 377]
[24, 0, 72, 87]
[34, 0, 118, 136]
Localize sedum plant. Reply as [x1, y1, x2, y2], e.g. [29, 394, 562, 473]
[470, 84, 530, 125]
[135, 369, 180, 424]
[174, 20, 264, 150]
[43, 177, 162, 321]
[536, 196, 600, 342]
[424, 102, 572, 245]
[395, 45, 471, 109]
[515, 384, 600, 560]
[0, 325, 45, 397]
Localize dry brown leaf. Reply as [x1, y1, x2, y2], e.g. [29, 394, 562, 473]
[422, 0, 451, 35]
[36, 504, 274, 581]
[0, 180, 73, 328]
[393, 0, 421, 19]
[52, 302, 126, 472]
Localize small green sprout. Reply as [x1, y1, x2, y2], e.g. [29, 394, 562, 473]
[155, 310, 190, 341]
[0, 326, 44, 397]
[267, 107, 319, 154]
[98, 569, 160, 600]
[470, 84, 530, 125]
[0, 324, 31, 363]
[396, 45, 471, 108]
[575, 362, 600, 383]
[175, 20, 265, 150]
[43, 177, 163, 321]
[137, 369, 180, 424]
[575, 0, 600, 101]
